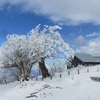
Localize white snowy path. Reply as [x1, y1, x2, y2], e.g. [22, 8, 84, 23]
[0, 66, 100, 100]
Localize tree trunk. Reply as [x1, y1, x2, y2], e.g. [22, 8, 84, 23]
[19, 62, 30, 82]
[21, 67, 31, 82]
[21, 71, 30, 82]
[23, 74, 29, 81]
[39, 58, 50, 78]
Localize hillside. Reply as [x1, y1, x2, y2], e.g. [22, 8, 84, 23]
[0, 65, 100, 100]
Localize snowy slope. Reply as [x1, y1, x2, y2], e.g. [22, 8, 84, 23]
[0, 65, 100, 100]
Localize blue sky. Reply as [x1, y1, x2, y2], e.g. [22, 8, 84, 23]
[0, 0, 100, 55]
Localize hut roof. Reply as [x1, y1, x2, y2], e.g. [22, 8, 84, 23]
[75, 54, 100, 63]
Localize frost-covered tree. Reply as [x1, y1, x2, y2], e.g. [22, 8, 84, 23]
[1, 35, 32, 81]
[0, 25, 74, 81]
[28, 25, 74, 77]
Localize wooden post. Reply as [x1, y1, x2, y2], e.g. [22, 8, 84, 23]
[4, 80, 7, 84]
[68, 70, 70, 75]
[60, 74, 61, 78]
[36, 77, 38, 81]
[87, 68, 89, 73]
[42, 77, 43, 81]
[97, 67, 99, 72]
[50, 76, 52, 80]
[78, 69, 80, 74]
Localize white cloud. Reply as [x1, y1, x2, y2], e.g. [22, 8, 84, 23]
[0, 0, 6, 10]
[1, 0, 100, 25]
[76, 37, 100, 55]
[86, 32, 100, 37]
[73, 35, 87, 46]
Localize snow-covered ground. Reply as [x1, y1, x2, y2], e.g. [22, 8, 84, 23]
[0, 65, 100, 100]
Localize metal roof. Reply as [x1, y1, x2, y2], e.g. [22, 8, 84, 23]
[75, 54, 100, 63]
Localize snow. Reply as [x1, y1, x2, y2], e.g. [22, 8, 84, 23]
[0, 65, 100, 100]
